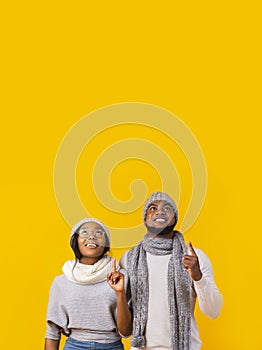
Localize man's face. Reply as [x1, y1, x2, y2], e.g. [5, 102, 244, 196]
[145, 200, 175, 231]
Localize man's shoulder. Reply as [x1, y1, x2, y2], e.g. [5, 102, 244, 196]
[194, 247, 212, 266]
[119, 249, 130, 269]
[194, 247, 207, 256]
[119, 242, 142, 269]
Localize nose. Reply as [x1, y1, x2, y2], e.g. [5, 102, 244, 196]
[155, 207, 165, 215]
[86, 232, 97, 240]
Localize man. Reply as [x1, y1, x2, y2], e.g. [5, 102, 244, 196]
[120, 191, 223, 350]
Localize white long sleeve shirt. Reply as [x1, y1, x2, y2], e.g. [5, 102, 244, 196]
[120, 248, 223, 350]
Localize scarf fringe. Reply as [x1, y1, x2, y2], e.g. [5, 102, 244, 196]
[131, 335, 146, 348]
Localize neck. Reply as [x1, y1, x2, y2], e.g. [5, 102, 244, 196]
[145, 223, 176, 238]
[79, 256, 101, 265]
[147, 231, 174, 239]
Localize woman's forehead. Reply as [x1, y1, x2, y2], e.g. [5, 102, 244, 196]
[80, 222, 103, 229]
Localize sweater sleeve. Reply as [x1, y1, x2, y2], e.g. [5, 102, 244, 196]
[193, 249, 223, 319]
[45, 276, 70, 340]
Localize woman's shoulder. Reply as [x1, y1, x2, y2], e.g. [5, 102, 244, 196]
[51, 273, 68, 287]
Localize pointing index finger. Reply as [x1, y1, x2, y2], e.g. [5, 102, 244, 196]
[112, 258, 116, 272]
[188, 241, 197, 256]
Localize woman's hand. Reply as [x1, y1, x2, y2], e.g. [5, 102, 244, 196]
[107, 258, 125, 293]
[107, 258, 132, 336]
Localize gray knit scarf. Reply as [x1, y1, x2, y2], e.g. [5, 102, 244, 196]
[127, 231, 191, 350]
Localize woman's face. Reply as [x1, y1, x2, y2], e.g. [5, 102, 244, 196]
[77, 222, 107, 264]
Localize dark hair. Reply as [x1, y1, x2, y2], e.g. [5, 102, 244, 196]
[70, 232, 110, 260]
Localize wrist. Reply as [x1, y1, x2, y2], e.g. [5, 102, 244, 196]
[193, 272, 202, 281]
[115, 289, 125, 296]
[115, 290, 126, 301]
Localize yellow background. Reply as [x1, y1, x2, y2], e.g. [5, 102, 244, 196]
[1, 1, 261, 350]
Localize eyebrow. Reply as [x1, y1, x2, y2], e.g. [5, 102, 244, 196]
[148, 203, 172, 208]
[81, 226, 104, 230]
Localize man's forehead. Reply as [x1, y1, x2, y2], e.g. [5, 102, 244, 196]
[148, 200, 172, 206]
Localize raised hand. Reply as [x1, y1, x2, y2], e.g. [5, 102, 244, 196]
[183, 242, 203, 281]
[107, 258, 132, 336]
[107, 258, 125, 293]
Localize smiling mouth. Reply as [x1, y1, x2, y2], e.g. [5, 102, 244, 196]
[154, 218, 167, 223]
[85, 243, 99, 248]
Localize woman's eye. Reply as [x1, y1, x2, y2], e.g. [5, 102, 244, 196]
[81, 229, 88, 234]
[96, 231, 104, 236]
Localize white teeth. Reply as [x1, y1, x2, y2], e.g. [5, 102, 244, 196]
[155, 218, 166, 222]
[86, 243, 97, 247]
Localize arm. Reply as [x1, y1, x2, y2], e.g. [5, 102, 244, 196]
[107, 259, 132, 336]
[115, 288, 133, 337]
[184, 243, 223, 319]
[45, 277, 66, 347]
[193, 248, 223, 318]
[44, 338, 60, 350]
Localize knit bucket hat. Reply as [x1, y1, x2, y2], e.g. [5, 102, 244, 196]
[143, 191, 178, 225]
[70, 218, 110, 246]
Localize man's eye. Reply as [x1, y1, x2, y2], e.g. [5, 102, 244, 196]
[150, 206, 156, 211]
[164, 206, 173, 212]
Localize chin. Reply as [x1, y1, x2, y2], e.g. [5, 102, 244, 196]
[146, 223, 175, 236]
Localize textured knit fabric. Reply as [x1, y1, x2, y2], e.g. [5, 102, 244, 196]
[45, 267, 129, 343]
[62, 255, 119, 284]
[127, 232, 191, 350]
[121, 246, 223, 350]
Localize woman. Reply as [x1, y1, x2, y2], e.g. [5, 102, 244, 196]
[44, 218, 132, 350]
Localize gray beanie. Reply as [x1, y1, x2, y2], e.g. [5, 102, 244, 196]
[143, 191, 178, 224]
[70, 218, 110, 243]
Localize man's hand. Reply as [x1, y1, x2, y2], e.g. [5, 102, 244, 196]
[183, 242, 203, 281]
[107, 258, 125, 293]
